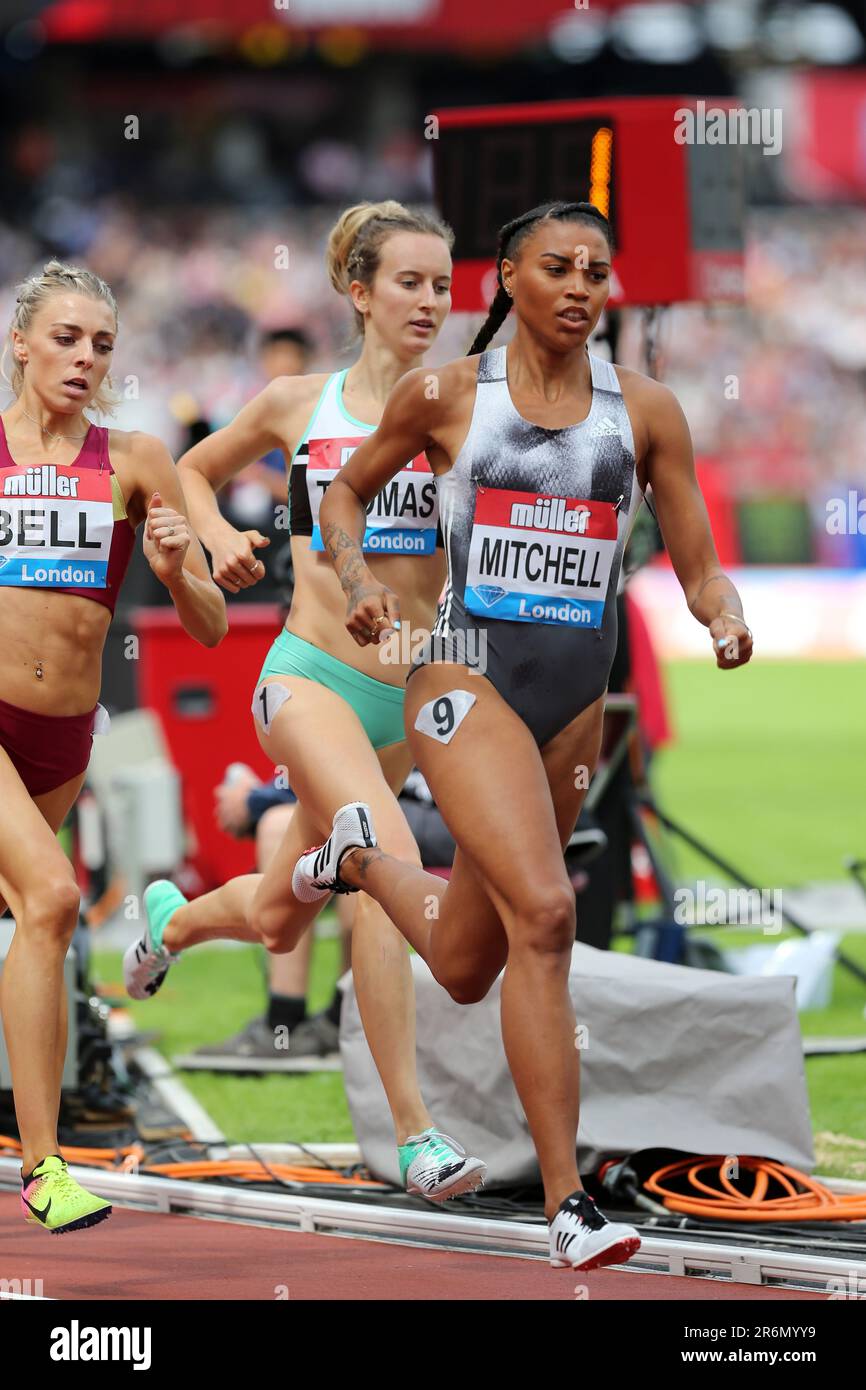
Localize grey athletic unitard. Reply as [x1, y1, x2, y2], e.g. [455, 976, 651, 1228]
[408, 344, 645, 747]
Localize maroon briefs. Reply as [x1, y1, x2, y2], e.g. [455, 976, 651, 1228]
[0, 693, 101, 797]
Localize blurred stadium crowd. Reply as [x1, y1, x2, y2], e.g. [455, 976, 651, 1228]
[1, 26, 864, 539]
[658, 208, 866, 494]
[2, 194, 863, 504]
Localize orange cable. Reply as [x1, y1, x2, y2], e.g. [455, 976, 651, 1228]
[0, 1136, 382, 1187]
[644, 1155, 866, 1222]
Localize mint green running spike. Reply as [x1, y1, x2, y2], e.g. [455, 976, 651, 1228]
[123, 879, 187, 1000]
[398, 1127, 486, 1201]
[142, 879, 187, 951]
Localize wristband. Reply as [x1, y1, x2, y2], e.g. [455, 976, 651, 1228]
[719, 612, 752, 641]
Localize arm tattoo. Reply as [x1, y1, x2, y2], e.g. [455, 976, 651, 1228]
[322, 521, 368, 596]
[688, 572, 736, 615]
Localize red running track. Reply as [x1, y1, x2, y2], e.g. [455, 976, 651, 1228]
[0, 1193, 829, 1301]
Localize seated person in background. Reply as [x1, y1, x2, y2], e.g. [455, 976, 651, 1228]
[188, 763, 351, 1063]
[195, 763, 456, 1063]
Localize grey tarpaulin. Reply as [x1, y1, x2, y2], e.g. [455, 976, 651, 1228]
[340, 942, 814, 1186]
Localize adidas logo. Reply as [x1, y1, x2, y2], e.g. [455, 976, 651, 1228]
[591, 416, 620, 439]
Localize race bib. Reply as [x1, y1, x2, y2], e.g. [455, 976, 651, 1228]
[0, 463, 113, 590]
[465, 487, 618, 629]
[306, 437, 438, 556]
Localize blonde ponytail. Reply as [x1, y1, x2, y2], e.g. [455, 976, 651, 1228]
[325, 201, 454, 337]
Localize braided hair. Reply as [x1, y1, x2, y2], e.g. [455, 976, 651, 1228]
[466, 201, 613, 356]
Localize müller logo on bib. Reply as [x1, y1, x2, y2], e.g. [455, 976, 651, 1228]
[306, 436, 439, 555]
[465, 486, 618, 628]
[0, 463, 113, 589]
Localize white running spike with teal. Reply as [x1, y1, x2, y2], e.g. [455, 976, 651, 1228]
[398, 1128, 487, 1201]
[292, 802, 377, 903]
[123, 880, 186, 1001]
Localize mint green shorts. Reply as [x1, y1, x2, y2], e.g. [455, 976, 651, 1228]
[255, 629, 406, 750]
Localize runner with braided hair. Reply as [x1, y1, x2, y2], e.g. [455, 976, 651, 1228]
[298, 198, 753, 1272]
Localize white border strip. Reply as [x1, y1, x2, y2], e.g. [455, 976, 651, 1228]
[0, 1158, 860, 1290]
[132, 1046, 228, 1153]
[172, 1052, 343, 1074]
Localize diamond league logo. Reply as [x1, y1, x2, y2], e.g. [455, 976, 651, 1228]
[0, 557, 8, 568]
[474, 585, 507, 608]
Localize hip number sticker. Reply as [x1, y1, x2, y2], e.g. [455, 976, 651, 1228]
[414, 689, 476, 745]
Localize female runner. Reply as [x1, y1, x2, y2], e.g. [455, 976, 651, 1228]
[125, 203, 486, 1199]
[0, 260, 227, 1233]
[297, 200, 754, 1271]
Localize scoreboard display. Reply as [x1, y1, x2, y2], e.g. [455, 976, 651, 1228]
[432, 96, 745, 309]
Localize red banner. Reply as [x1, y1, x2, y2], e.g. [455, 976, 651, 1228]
[42, 0, 633, 46]
[787, 69, 866, 199]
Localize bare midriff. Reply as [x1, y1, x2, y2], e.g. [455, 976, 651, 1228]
[284, 538, 446, 687]
[0, 587, 111, 715]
